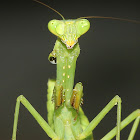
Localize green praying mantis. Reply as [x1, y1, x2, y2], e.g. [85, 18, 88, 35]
[12, 0, 140, 140]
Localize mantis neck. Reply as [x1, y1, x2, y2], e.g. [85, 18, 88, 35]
[56, 38, 80, 107]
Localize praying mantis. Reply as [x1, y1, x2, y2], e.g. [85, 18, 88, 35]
[12, 0, 140, 140]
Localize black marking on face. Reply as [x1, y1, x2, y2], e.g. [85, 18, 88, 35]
[49, 56, 57, 64]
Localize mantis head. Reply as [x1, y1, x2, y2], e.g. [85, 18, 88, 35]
[48, 19, 90, 49]
[34, 0, 140, 50]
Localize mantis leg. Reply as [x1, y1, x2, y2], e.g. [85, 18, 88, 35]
[101, 109, 140, 140]
[128, 115, 140, 140]
[12, 95, 59, 140]
[78, 95, 121, 140]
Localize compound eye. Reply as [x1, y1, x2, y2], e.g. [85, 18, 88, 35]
[48, 20, 59, 36]
[48, 20, 64, 37]
[77, 19, 90, 36]
[48, 20, 58, 28]
[56, 23, 65, 35]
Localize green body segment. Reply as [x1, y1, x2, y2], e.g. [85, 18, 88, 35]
[47, 79, 55, 129]
[48, 38, 93, 139]
[54, 38, 80, 107]
[47, 19, 93, 139]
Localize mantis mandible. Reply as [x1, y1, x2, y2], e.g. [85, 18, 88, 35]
[12, 0, 140, 140]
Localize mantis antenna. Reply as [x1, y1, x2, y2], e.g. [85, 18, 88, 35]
[78, 16, 140, 24]
[33, 0, 65, 20]
[33, 0, 139, 24]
